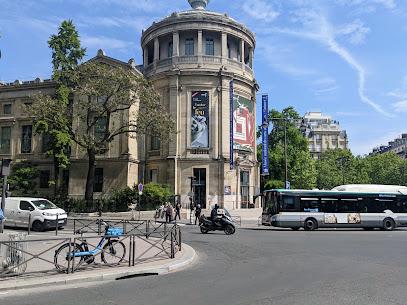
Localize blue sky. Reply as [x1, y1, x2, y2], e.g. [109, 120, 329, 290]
[1, 0, 406, 155]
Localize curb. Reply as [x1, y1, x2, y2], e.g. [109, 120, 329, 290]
[0, 243, 196, 292]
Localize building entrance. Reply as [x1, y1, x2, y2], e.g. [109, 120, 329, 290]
[193, 168, 206, 209]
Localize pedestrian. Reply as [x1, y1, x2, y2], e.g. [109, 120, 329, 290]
[194, 203, 202, 225]
[166, 203, 173, 223]
[174, 202, 181, 221]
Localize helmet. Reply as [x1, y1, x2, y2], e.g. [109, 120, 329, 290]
[214, 204, 219, 209]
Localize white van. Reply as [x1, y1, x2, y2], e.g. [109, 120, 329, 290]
[3, 197, 67, 231]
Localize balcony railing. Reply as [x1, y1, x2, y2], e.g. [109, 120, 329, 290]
[177, 55, 198, 63]
[202, 55, 221, 63]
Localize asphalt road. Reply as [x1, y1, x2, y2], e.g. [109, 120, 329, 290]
[3, 226, 407, 305]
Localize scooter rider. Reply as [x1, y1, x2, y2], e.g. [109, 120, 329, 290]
[211, 204, 220, 226]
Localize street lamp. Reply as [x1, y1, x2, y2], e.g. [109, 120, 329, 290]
[269, 117, 307, 189]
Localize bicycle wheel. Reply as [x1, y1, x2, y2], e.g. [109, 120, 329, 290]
[101, 240, 126, 265]
[54, 243, 84, 272]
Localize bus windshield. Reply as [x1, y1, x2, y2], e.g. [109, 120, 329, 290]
[264, 191, 278, 215]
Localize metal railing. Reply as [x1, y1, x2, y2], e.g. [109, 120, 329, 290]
[0, 223, 181, 280]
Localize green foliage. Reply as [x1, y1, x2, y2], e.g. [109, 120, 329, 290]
[58, 183, 173, 213]
[259, 106, 315, 189]
[8, 162, 40, 196]
[48, 20, 86, 84]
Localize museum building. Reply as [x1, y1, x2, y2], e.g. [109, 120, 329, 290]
[0, 0, 260, 210]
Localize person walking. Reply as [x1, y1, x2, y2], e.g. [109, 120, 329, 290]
[194, 203, 202, 225]
[174, 202, 181, 221]
[165, 203, 173, 223]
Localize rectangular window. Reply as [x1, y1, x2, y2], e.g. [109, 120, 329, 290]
[185, 38, 194, 55]
[227, 44, 231, 59]
[94, 117, 107, 141]
[150, 169, 158, 183]
[42, 133, 51, 153]
[3, 104, 12, 115]
[280, 196, 297, 211]
[21, 125, 32, 153]
[151, 135, 161, 151]
[240, 171, 250, 208]
[0, 126, 11, 154]
[205, 38, 214, 56]
[39, 170, 50, 188]
[62, 170, 70, 191]
[94, 168, 103, 192]
[168, 41, 173, 58]
[300, 197, 320, 212]
[20, 200, 34, 211]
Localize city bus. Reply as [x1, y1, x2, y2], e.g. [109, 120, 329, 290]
[261, 185, 407, 231]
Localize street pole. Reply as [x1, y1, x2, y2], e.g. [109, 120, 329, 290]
[284, 121, 288, 188]
[0, 175, 6, 233]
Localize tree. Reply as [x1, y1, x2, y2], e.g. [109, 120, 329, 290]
[258, 106, 315, 189]
[365, 152, 406, 185]
[34, 20, 86, 196]
[32, 62, 176, 203]
[8, 162, 40, 196]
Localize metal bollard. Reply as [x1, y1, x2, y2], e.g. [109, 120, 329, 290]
[146, 220, 149, 238]
[27, 213, 31, 235]
[55, 214, 59, 236]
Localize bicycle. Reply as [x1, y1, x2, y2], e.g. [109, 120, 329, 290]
[54, 220, 126, 272]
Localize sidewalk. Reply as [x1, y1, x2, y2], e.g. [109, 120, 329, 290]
[0, 232, 196, 292]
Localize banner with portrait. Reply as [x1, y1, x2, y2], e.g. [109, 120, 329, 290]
[191, 91, 209, 148]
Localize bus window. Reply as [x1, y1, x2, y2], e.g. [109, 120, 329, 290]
[280, 196, 297, 211]
[320, 198, 338, 213]
[300, 198, 320, 212]
[396, 198, 407, 213]
[375, 199, 396, 212]
[338, 199, 358, 213]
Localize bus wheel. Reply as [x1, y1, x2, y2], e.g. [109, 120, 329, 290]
[304, 218, 318, 231]
[290, 227, 300, 231]
[383, 218, 395, 231]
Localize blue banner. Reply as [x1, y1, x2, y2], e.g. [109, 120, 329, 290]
[230, 80, 234, 170]
[261, 94, 269, 175]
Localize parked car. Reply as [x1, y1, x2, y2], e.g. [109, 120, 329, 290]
[3, 197, 67, 231]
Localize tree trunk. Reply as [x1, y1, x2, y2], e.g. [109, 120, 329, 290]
[85, 148, 96, 205]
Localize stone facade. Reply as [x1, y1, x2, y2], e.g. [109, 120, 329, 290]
[0, 54, 141, 199]
[370, 134, 407, 158]
[140, 2, 260, 210]
[0, 0, 260, 209]
[303, 112, 348, 159]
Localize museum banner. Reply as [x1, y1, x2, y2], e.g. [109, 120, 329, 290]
[191, 91, 209, 148]
[261, 94, 269, 175]
[233, 95, 255, 152]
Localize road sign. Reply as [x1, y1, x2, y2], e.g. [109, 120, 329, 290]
[138, 183, 143, 195]
[285, 181, 291, 189]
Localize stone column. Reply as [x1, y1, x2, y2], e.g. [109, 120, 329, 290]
[240, 39, 245, 69]
[143, 47, 148, 67]
[173, 31, 179, 57]
[221, 32, 228, 64]
[154, 37, 160, 62]
[249, 47, 254, 68]
[198, 30, 203, 66]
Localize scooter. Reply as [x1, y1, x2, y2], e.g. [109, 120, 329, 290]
[199, 209, 236, 235]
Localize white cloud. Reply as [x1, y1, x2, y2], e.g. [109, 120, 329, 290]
[312, 77, 339, 96]
[81, 35, 134, 50]
[78, 16, 150, 32]
[388, 75, 407, 99]
[257, 44, 316, 77]
[264, 9, 393, 117]
[242, 0, 280, 22]
[392, 100, 407, 112]
[336, 0, 396, 10]
[336, 19, 370, 45]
